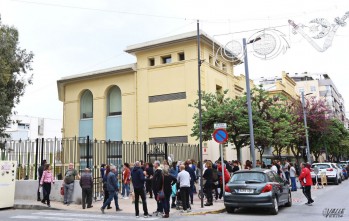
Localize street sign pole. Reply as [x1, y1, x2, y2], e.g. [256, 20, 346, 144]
[220, 143, 225, 198]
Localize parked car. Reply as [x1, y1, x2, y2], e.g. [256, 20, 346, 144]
[224, 169, 291, 215]
[338, 163, 348, 179]
[335, 163, 348, 180]
[310, 163, 341, 185]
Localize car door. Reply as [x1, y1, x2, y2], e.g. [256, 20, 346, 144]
[272, 171, 287, 203]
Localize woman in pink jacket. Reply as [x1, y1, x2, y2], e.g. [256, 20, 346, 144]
[40, 164, 55, 207]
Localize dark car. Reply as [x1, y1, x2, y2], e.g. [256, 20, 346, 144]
[224, 169, 292, 215]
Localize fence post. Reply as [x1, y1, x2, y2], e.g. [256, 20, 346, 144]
[143, 141, 147, 163]
[35, 138, 39, 180]
[41, 138, 44, 163]
[164, 142, 168, 163]
[86, 136, 90, 169]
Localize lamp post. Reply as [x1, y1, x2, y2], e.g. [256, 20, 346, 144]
[301, 91, 312, 163]
[242, 37, 260, 168]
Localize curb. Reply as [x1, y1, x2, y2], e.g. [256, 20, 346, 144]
[14, 204, 60, 210]
[183, 208, 226, 216]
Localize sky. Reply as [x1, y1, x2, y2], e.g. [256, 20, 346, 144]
[1, 0, 349, 120]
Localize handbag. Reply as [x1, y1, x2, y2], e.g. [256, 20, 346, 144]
[60, 186, 64, 195]
[156, 175, 165, 201]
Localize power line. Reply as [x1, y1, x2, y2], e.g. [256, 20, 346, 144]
[10, 0, 193, 21]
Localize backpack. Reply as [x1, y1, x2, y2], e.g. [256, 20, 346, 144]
[212, 168, 218, 182]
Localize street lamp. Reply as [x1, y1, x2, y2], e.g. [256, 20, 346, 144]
[301, 91, 312, 163]
[242, 37, 261, 168]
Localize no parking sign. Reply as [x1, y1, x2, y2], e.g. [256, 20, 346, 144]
[213, 128, 228, 144]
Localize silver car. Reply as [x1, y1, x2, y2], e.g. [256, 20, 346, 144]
[224, 169, 292, 215]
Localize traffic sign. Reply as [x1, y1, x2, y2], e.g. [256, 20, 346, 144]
[214, 123, 227, 129]
[213, 128, 229, 144]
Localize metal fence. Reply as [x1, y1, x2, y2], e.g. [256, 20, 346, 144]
[1, 137, 200, 182]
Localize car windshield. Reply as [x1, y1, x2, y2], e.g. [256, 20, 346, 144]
[311, 164, 330, 169]
[231, 172, 266, 183]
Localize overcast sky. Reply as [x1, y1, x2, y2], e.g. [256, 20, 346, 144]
[1, 0, 349, 120]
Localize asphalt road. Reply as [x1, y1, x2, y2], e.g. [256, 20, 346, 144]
[1, 180, 348, 221]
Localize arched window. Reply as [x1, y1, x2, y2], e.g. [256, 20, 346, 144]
[107, 86, 121, 116]
[80, 90, 93, 119]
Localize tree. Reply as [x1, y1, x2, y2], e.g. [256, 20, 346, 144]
[292, 96, 330, 161]
[324, 119, 349, 162]
[190, 90, 250, 161]
[0, 17, 34, 138]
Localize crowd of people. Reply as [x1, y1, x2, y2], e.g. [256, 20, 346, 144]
[36, 157, 315, 217]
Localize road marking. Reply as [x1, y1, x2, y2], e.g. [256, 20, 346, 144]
[10, 212, 159, 221]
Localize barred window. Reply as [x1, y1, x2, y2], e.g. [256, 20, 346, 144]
[149, 92, 186, 103]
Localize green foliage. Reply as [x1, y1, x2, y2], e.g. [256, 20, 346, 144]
[0, 18, 34, 138]
[190, 90, 250, 161]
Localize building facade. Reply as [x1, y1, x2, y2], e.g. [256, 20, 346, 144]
[5, 115, 62, 140]
[57, 31, 247, 154]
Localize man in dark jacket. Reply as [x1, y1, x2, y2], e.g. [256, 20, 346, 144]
[184, 160, 196, 204]
[80, 168, 93, 209]
[131, 161, 150, 218]
[152, 160, 163, 216]
[101, 165, 122, 213]
[37, 159, 46, 201]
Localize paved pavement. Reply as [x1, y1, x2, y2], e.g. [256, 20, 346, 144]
[14, 193, 225, 216]
[13, 184, 330, 216]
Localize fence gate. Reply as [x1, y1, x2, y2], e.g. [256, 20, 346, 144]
[147, 143, 167, 163]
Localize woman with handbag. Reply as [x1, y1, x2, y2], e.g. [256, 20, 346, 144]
[40, 164, 54, 207]
[160, 168, 177, 218]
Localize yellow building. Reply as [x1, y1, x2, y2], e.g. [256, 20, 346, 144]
[57, 30, 246, 146]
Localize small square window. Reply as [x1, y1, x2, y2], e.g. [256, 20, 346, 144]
[149, 58, 155, 66]
[310, 86, 316, 92]
[178, 52, 185, 61]
[161, 55, 171, 64]
[222, 63, 227, 71]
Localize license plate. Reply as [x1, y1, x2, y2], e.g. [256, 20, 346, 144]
[237, 189, 254, 193]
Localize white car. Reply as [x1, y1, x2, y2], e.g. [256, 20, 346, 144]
[310, 163, 341, 185]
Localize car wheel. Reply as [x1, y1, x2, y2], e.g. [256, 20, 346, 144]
[285, 192, 292, 207]
[334, 176, 339, 185]
[226, 206, 236, 214]
[270, 197, 279, 215]
[339, 177, 342, 184]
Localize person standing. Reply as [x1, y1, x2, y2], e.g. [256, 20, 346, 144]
[232, 161, 240, 173]
[184, 160, 196, 205]
[37, 159, 46, 201]
[145, 163, 154, 198]
[101, 165, 122, 213]
[102, 165, 112, 209]
[299, 162, 314, 205]
[218, 163, 230, 200]
[40, 164, 54, 207]
[203, 161, 213, 206]
[160, 168, 176, 218]
[131, 161, 150, 218]
[177, 164, 191, 212]
[152, 161, 163, 216]
[283, 159, 290, 182]
[80, 168, 93, 209]
[289, 163, 297, 191]
[122, 163, 131, 199]
[63, 163, 80, 205]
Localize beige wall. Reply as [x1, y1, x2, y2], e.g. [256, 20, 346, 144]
[61, 72, 136, 140]
[59, 35, 250, 162]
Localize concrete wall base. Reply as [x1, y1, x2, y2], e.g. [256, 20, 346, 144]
[15, 180, 82, 204]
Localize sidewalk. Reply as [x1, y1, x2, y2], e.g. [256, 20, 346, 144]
[14, 194, 225, 216]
